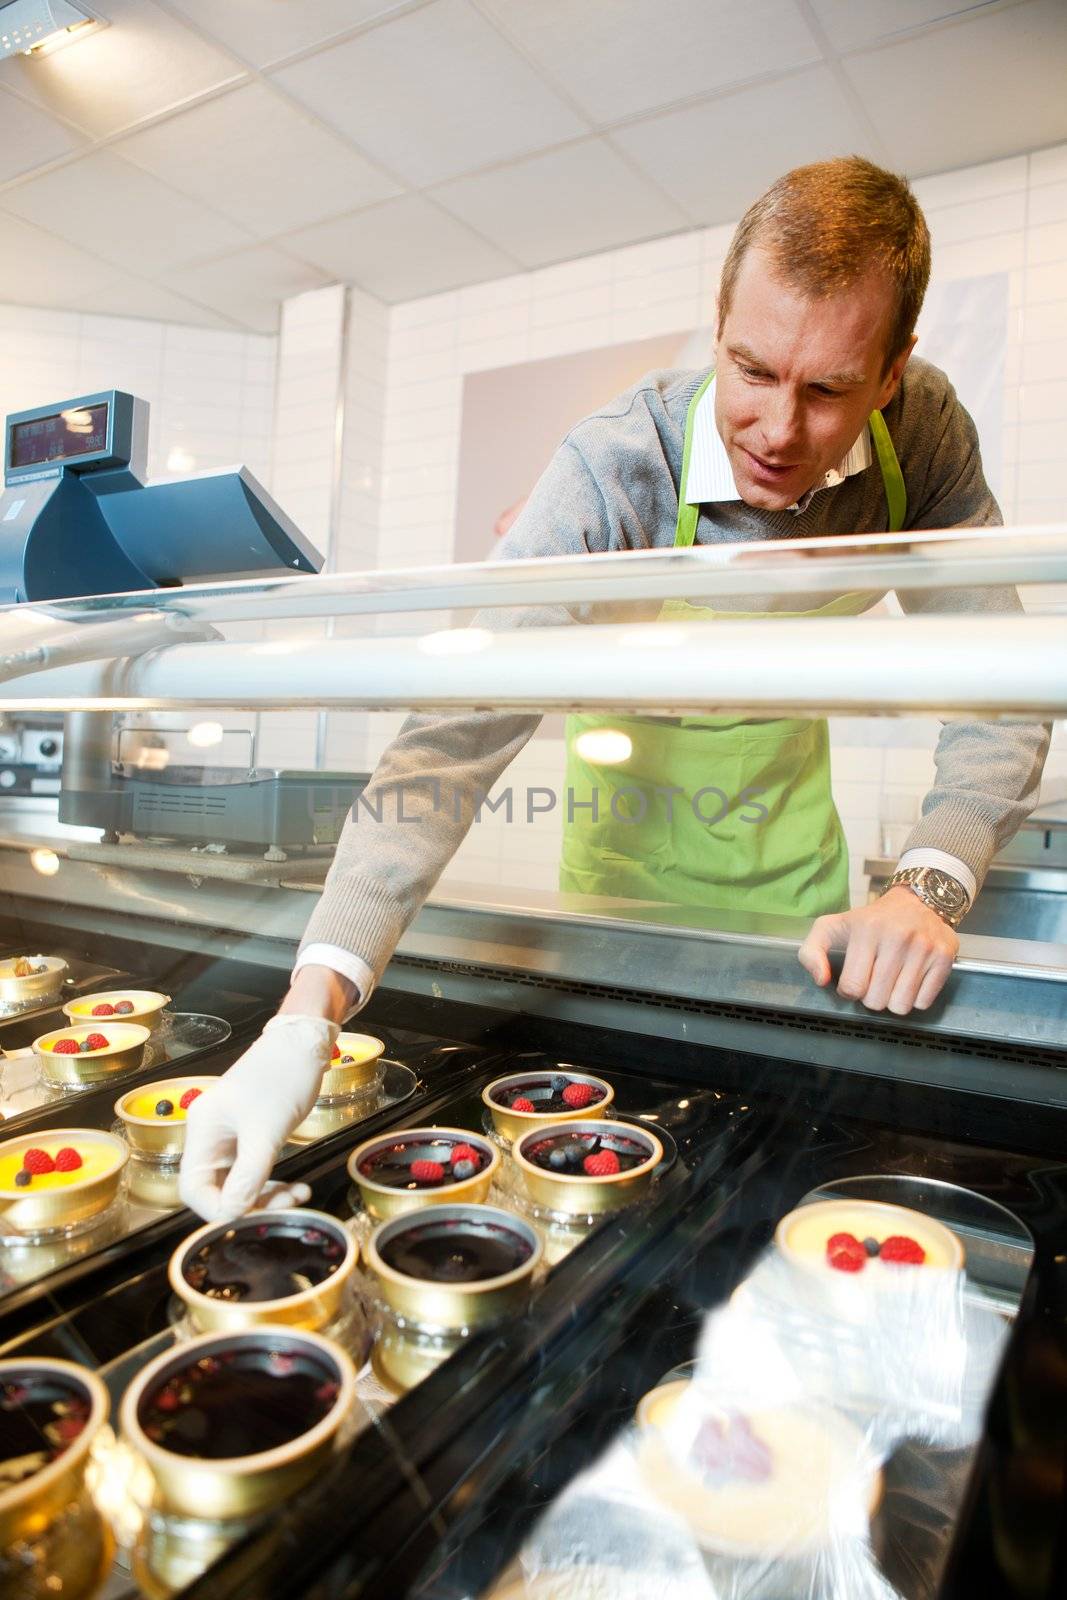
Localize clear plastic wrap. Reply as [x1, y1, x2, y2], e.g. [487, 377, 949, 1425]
[503, 1199, 1014, 1600]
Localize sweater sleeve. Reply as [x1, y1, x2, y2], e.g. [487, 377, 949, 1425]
[297, 441, 618, 986]
[894, 378, 1050, 897]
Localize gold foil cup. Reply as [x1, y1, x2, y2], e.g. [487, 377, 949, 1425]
[512, 1120, 663, 1217]
[127, 1159, 183, 1211]
[348, 1126, 501, 1221]
[0, 1128, 128, 1236]
[289, 1099, 370, 1145]
[364, 1203, 542, 1333]
[120, 1328, 356, 1521]
[0, 1357, 109, 1548]
[170, 1210, 357, 1334]
[34, 1022, 150, 1089]
[64, 989, 170, 1034]
[370, 1327, 465, 1395]
[0, 956, 68, 1008]
[131, 1509, 252, 1600]
[482, 1070, 614, 1142]
[115, 1077, 216, 1161]
[318, 1032, 385, 1097]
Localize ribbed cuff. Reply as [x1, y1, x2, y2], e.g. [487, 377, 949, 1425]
[899, 799, 1000, 896]
[297, 874, 409, 992]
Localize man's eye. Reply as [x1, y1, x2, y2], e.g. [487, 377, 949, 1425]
[812, 385, 843, 398]
[739, 364, 768, 380]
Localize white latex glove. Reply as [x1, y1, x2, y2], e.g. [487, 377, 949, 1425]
[179, 1014, 339, 1222]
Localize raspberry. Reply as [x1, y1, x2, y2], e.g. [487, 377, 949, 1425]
[511, 1097, 535, 1113]
[880, 1234, 926, 1266]
[826, 1232, 867, 1273]
[52, 1038, 80, 1054]
[91, 1003, 115, 1016]
[583, 1150, 620, 1177]
[23, 1148, 55, 1175]
[114, 1001, 134, 1015]
[562, 1082, 597, 1109]
[450, 1143, 481, 1168]
[410, 1159, 445, 1183]
[54, 1148, 83, 1172]
[84, 1033, 109, 1051]
[331, 1045, 341, 1061]
[179, 1088, 202, 1110]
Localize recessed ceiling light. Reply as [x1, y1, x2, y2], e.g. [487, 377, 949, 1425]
[0, 0, 106, 59]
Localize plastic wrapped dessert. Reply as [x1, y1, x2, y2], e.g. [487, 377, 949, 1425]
[775, 1198, 964, 1277]
[364, 1203, 542, 1332]
[170, 1209, 357, 1333]
[348, 1126, 500, 1220]
[483, 1069, 613, 1142]
[115, 1077, 214, 1161]
[64, 989, 170, 1034]
[120, 1328, 356, 1519]
[0, 955, 67, 1009]
[0, 1128, 128, 1235]
[33, 1022, 150, 1089]
[635, 1379, 882, 1589]
[512, 1121, 662, 1216]
[290, 1032, 387, 1142]
[0, 1357, 112, 1599]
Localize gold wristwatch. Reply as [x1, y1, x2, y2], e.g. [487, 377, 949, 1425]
[882, 866, 971, 929]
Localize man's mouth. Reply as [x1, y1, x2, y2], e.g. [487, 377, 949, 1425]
[740, 447, 801, 481]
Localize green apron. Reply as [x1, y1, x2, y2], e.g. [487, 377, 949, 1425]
[559, 370, 906, 916]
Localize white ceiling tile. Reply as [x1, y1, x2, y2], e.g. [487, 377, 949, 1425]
[611, 67, 878, 227]
[433, 139, 688, 269]
[164, 0, 414, 68]
[1, 152, 252, 273]
[286, 195, 516, 301]
[272, 0, 588, 187]
[0, 0, 247, 140]
[843, 0, 1067, 176]
[159, 244, 333, 332]
[114, 83, 399, 238]
[477, 0, 820, 124]
[0, 87, 85, 183]
[77, 275, 240, 329]
[0, 213, 115, 307]
[808, 0, 1002, 54]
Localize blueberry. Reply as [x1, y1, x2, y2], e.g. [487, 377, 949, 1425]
[551, 1075, 567, 1094]
[78, 1039, 92, 1053]
[155, 1099, 174, 1117]
[564, 1143, 584, 1167]
[14, 1170, 31, 1187]
[452, 1159, 476, 1181]
[548, 1148, 569, 1171]
[864, 1236, 880, 1257]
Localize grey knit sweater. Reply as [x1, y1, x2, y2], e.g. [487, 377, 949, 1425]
[298, 359, 1049, 980]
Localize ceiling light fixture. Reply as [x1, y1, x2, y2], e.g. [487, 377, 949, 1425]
[0, 0, 106, 58]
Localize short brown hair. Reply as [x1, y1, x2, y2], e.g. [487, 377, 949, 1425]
[718, 156, 931, 372]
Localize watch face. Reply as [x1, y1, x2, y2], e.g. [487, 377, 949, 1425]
[924, 869, 968, 914]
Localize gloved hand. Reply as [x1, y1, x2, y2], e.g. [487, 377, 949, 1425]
[179, 1014, 339, 1221]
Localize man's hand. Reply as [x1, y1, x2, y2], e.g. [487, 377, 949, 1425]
[797, 887, 959, 1014]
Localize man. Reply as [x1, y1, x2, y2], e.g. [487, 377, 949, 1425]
[180, 157, 1048, 1223]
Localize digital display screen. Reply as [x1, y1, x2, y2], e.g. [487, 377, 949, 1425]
[9, 402, 109, 469]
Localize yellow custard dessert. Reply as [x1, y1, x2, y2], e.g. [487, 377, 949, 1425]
[776, 1199, 963, 1273]
[124, 1089, 197, 1122]
[0, 1139, 122, 1192]
[39, 1034, 110, 1052]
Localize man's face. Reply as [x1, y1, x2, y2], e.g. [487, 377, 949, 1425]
[714, 246, 914, 511]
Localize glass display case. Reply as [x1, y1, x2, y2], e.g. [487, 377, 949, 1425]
[0, 527, 1066, 1600]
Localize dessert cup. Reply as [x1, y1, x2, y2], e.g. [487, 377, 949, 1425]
[115, 1077, 216, 1162]
[34, 1023, 150, 1089]
[512, 1121, 662, 1217]
[0, 1128, 128, 1236]
[482, 1069, 613, 1142]
[0, 956, 68, 1009]
[64, 990, 170, 1034]
[364, 1203, 541, 1333]
[348, 1126, 500, 1221]
[170, 1209, 357, 1334]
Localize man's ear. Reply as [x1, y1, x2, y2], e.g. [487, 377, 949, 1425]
[877, 334, 916, 409]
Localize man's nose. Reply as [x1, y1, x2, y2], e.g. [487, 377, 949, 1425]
[759, 390, 804, 457]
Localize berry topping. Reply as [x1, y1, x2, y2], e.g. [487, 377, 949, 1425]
[330, 1045, 341, 1061]
[179, 1088, 202, 1110]
[548, 1148, 569, 1170]
[14, 1170, 31, 1187]
[54, 1148, 83, 1172]
[23, 1148, 55, 1175]
[410, 1159, 445, 1183]
[451, 1159, 477, 1182]
[449, 1143, 481, 1169]
[826, 1232, 867, 1273]
[155, 1100, 175, 1118]
[52, 1038, 80, 1054]
[114, 1001, 135, 1014]
[583, 1149, 621, 1177]
[562, 1082, 597, 1110]
[550, 1074, 567, 1094]
[85, 1033, 109, 1051]
[91, 1002, 116, 1016]
[511, 1097, 536, 1113]
[79, 1040, 93, 1052]
[340, 1055, 355, 1064]
[863, 1236, 881, 1257]
[880, 1234, 926, 1266]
